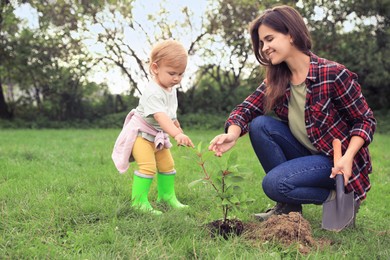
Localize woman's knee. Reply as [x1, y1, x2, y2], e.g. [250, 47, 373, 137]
[249, 116, 269, 133]
[249, 116, 283, 143]
[262, 173, 281, 200]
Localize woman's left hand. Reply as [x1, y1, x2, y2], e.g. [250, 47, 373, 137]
[331, 136, 365, 186]
[330, 155, 353, 186]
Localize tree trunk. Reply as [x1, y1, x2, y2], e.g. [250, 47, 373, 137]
[0, 78, 12, 119]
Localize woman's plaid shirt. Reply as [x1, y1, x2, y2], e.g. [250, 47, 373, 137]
[225, 53, 376, 200]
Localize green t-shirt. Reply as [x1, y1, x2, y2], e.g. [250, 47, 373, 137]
[288, 82, 318, 154]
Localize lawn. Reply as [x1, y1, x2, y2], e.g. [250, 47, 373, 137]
[0, 129, 389, 259]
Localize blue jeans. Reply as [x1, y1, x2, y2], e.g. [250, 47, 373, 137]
[249, 116, 335, 205]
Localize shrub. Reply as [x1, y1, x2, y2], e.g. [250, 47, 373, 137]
[179, 113, 226, 130]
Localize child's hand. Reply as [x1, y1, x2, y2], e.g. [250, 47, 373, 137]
[174, 133, 194, 148]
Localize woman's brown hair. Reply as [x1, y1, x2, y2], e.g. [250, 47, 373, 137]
[249, 5, 312, 112]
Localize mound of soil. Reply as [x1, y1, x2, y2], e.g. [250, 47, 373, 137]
[243, 212, 321, 254]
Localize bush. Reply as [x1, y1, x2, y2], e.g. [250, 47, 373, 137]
[374, 110, 390, 134]
[179, 113, 226, 130]
[0, 115, 94, 129]
[92, 112, 128, 128]
[2, 110, 388, 133]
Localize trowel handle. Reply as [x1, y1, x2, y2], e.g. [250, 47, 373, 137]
[333, 139, 345, 198]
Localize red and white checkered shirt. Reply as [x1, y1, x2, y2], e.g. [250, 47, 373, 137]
[225, 52, 376, 200]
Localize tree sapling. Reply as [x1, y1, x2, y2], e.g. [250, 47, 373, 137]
[188, 143, 255, 239]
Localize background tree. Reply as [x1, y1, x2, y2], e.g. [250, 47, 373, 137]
[185, 0, 390, 114]
[180, 0, 296, 115]
[298, 0, 390, 110]
[89, 1, 211, 98]
[0, 0, 100, 120]
[0, 0, 19, 119]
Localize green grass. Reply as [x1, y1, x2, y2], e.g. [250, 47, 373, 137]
[0, 129, 389, 259]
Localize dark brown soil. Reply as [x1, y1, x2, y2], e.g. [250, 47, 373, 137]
[207, 218, 244, 240]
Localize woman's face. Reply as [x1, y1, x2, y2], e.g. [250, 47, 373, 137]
[258, 24, 293, 65]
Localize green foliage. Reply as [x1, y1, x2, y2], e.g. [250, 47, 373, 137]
[178, 113, 226, 130]
[374, 110, 390, 134]
[298, 0, 390, 110]
[0, 112, 127, 129]
[0, 90, 139, 129]
[188, 143, 255, 223]
[177, 67, 255, 116]
[92, 111, 128, 128]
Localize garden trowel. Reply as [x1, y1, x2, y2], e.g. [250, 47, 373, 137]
[322, 139, 355, 232]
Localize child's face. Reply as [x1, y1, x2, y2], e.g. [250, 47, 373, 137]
[151, 61, 187, 89]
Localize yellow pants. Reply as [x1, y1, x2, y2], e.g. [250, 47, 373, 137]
[132, 136, 175, 176]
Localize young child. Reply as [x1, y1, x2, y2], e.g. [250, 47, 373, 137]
[112, 39, 194, 215]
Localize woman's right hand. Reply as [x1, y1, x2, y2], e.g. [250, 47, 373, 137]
[208, 133, 238, 157]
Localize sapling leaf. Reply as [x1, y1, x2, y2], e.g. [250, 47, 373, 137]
[239, 193, 255, 204]
[232, 186, 243, 192]
[221, 199, 230, 205]
[197, 142, 203, 154]
[224, 179, 235, 188]
[201, 151, 214, 162]
[188, 179, 204, 188]
[219, 193, 229, 199]
[228, 164, 240, 173]
[240, 204, 248, 210]
[226, 151, 238, 168]
[235, 166, 252, 175]
[228, 175, 244, 183]
[224, 185, 234, 193]
[230, 195, 240, 204]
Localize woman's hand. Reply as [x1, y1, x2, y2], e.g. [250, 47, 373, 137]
[208, 133, 238, 157]
[330, 155, 354, 186]
[330, 136, 365, 186]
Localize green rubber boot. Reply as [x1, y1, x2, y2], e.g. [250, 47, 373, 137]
[157, 172, 188, 209]
[131, 174, 162, 215]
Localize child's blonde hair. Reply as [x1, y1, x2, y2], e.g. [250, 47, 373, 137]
[149, 39, 188, 75]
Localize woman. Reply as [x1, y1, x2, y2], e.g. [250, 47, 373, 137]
[208, 5, 376, 223]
